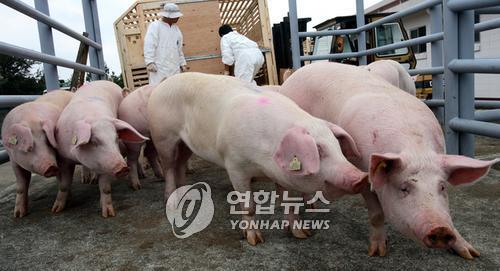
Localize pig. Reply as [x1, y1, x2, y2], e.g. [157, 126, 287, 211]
[364, 59, 416, 96]
[118, 84, 163, 190]
[1, 90, 73, 217]
[280, 62, 499, 259]
[148, 72, 368, 245]
[53, 81, 148, 217]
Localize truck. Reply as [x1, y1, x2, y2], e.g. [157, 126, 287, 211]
[311, 13, 432, 99]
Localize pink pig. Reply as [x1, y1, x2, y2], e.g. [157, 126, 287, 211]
[364, 59, 416, 96]
[118, 84, 163, 190]
[280, 62, 499, 259]
[148, 73, 368, 245]
[1, 90, 73, 217]
[54, 81, 148, 217]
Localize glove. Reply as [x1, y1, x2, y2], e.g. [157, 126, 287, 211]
[180, 65, 188, 73]
[146, 63, 157, 72]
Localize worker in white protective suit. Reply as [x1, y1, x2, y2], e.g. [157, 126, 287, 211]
[219, 24, 264, 84]
[144, 3, 187, 85]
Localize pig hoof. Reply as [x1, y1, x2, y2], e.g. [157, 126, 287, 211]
[243, 229, 264, 246]
[81, 175, 98, 184]
[13, 206, 27, 218]
[368, 240, 387, 257]
[51, 200, 66, 213]
[291, 228, 312, 239]
[101, 205, 116, 218]
[130, 181, 142, 191]
[449, 241, 480, 260]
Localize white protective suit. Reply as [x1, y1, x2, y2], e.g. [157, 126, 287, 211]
[144, 21, 187, 85]
[220, 31, 265, 83]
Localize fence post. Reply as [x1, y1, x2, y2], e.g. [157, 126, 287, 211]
[430, 4, 444, 125]
[90, 0, 105, 78]
[443, 0, 460, 154]
[356, 0, 367, 65]
[34, 0, 59, 91]
[458, 10, 475, 157]
[288, 0, 301, 70]
[82, 0, 105, 80]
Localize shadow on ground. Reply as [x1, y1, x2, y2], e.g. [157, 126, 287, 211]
[0, 137, 499, 270]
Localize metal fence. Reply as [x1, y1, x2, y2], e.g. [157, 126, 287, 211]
[288, 0, 500, 157]
[0, 0, 106, 164]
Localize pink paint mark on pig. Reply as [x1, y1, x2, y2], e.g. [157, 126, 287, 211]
[257, 96, 271, 105]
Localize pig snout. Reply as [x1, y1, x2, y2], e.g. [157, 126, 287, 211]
[349, 171, 369, 194]
[113, 163, 129, 177]
[333, 164, 368, 193]
[42, 164, 59, 177]
[324, 164, 368, 198]
[423, 226, 456, 248]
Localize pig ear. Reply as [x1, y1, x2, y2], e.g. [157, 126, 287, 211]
[325, 122, 361, 159]
[4, 124, 34, 152]
[441, 155, 500, 186]
[274, 126, 320, 176]
[369, 153, 403, 190]
[41, 120, 58, 148]
[113, 119, 149, 143]
[73, 120, 92, 148]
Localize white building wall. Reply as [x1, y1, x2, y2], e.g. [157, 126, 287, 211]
[367, 0, 500, 98]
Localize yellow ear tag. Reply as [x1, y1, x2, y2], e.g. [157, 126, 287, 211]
[8, 136, 17, 145]
[72, 135, 78, 145]
[376, 161, 387, 173]
[289, 156, 302, 171]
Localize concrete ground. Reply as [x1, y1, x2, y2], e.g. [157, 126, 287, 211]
[0, 136, 499, 270]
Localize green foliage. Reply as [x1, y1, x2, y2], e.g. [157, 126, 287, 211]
[0, 55, 45, 95]
[85, 64, 124, 88]
[110, 71, 124, 88]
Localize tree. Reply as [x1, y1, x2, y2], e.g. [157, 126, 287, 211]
[0, 55, 45, 95]
[110, 71, 124, 88]
[84, 64, 124, 88]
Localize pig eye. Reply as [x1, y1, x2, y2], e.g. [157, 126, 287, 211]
[400, 183, 410, 196]
[90, 138, 99, 146]
[439, 182, 446, 192]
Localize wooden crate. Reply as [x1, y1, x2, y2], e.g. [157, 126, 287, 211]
[114, 0, 278, 90]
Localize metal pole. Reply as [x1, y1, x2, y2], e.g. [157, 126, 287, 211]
[288, 0, 300, 70]
[475, 109, 500, 122]
[449, 118, 500, 139]
[0, 0, 102, 49]
[0, 41, 106, 75]
[34, 0, 59, 91]
[443, 0, 460, 155]
[0, 95, 40, 108]
[82, 0, 100, 80]
[458, 10, 475, 157]
[90, 0, 105, 79]
[430, 4, 444, 125]
[356, 0, 367, 65]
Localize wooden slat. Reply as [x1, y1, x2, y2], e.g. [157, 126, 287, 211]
[225, 0, 244, 24]
[257, 0, 278, 84]
[232, 0, 250, 24]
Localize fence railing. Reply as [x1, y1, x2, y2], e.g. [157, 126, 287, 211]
[0, 0, 106, 164]
[288, 0, 500, 157]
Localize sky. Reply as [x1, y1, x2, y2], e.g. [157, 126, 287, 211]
[0, 0, 382, 80]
